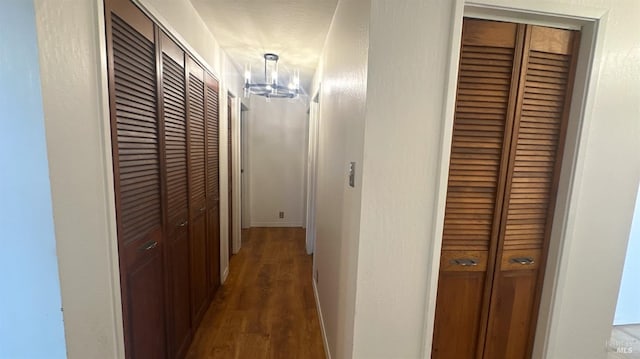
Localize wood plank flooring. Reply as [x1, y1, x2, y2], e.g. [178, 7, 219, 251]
[186, 227, 326, 359]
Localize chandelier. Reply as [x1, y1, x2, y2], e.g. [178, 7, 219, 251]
[244, 53, 300, 99]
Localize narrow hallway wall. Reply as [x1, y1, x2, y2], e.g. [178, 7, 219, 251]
[247, 98, 308, 227]
[310, 0, 371, 357]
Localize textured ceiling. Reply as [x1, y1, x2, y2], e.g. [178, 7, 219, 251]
[190, 0, 339, 94]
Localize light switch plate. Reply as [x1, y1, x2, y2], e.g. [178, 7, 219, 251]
[349, 162, 356, 188]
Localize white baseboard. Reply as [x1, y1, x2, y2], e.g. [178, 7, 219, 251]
[249, 222, 303, 227]
[222, 266, 229, 284]
[313, 279, 331, 359]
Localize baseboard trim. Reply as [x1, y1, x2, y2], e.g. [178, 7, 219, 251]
[249, 222, 303, 227]
[222, 266, 229, 284]
[313, 279, 331, 359]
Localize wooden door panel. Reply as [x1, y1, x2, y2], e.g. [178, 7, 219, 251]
[207, 206, 221, 291]
[186, 57, 208, 329]
[432, 272, 486, 359]
[105, 2, 167, 357]
[127, 251, 167, 359]
[205, 73, 221, 295]
[161, 32, 188, 235]
[160, 32, 191, 359]
[435, 18, 579, 359]
[187, 58, 206, 217]
[483, 270, 537, 359]
[190, 213, 208, 327]
[168, 228, 191, 358]
[484, 25, 579, 359]
[433, 19, 524, 358]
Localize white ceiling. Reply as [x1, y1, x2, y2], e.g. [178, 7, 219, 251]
[189, 0, 339, 94]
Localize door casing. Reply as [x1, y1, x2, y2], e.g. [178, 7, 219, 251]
[422, 2, 608, 358]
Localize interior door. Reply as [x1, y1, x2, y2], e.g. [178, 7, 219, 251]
[205, 73, 221, 294]
[159, 31, 192, 359]
[105, 0, 166, 357]
[186, 56, 208, 328]
[433, 18, 579, 359]
[483, 25, 579, 358]
[432, 19, 524, 359]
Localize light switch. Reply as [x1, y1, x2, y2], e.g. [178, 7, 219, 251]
[348, 162, 356, 188]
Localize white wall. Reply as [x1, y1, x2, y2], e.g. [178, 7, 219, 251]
[614, 185, 640, 325]
[0, 1, 66, 357]
[353, 1, 457, 357]
[310, 0, 370, 357]
[348, 1, 640, 359]
[247, 98, 308, 227]
[34, 0, 243, 357]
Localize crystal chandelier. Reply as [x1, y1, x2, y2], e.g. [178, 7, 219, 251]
[244, 53, 300, 99]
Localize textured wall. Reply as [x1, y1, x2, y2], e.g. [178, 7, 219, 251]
[310, 0, 370, 357]
[247, 98, 308, 227]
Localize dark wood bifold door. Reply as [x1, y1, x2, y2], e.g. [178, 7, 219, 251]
[159, 32, 191, 359]
[205, 73, 221, 295]
[105, 0, 166, 358]
[433, 18, 579, 359]
[186, 57, 209, 330]
[105, 0, 223, 357]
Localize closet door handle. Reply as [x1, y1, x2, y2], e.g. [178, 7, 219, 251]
[451, 258, 478, 267]
[138, 240, 158, 252]
[177, 220, 188, 228]
[510, 257, 535, 265]
[199, 206, 206, 213]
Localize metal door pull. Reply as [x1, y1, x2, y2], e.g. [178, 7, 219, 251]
[177, 220, 188, 227]
[451, 258, 478, 266]
[510, 257, 535, 265]
[138, 240, 158, 252]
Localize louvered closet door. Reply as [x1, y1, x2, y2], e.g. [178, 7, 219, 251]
[186, 57, 209, 328]
[432, 19, 524, 359]
[105, 0, 166, 358]
[483, 26, 579, 359]
[205, 73, 221, 294]
[159, 32, 192, 359]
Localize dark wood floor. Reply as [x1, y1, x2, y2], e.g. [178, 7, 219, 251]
[186, 227, 326, 359]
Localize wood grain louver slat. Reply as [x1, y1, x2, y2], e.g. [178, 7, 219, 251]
[206, 84, 219, 203]
[112, 14, 161, 246]
[162, 52, 188, 228]
[188, 70, 206, 213]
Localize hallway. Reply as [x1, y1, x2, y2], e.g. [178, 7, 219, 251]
[186, 228, 325, 358]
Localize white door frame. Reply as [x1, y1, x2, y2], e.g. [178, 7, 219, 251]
[422, 1, 608, 358]
[306, 89, 321, 254]
[240, 102, 250, 229]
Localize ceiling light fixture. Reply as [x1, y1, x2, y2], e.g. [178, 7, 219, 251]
[244, 53, 300, 99]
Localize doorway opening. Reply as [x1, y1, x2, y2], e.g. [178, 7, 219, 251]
[306, 89, 321, 255]
[425, 3, 605, 358]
